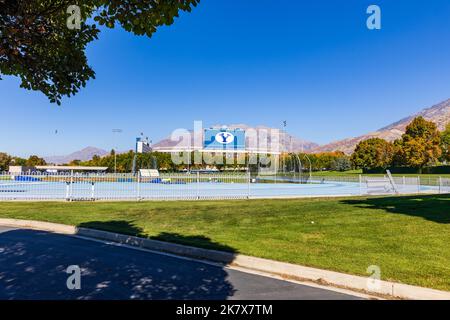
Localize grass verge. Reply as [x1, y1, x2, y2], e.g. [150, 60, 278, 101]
[0, 195, 449, 290]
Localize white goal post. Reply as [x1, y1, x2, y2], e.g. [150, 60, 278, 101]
[385, 170, 399, 194]
[364, 170, 399, 194]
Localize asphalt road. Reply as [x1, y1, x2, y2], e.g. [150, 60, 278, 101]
[0, 226, 361, 300]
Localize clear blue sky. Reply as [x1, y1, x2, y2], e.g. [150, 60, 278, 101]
[2, 0, 450, 157]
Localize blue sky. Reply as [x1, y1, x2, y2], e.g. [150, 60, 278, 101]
[1, 0, 450, 157]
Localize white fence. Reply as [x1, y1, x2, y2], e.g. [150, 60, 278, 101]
[0, 172, 251, 201]
[0, 172, 448, 201]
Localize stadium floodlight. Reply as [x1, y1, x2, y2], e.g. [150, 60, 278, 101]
[112, 129, 123, 174]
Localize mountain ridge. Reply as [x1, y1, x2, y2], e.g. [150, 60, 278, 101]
[152, 124, 319, 152]
[44, 147, 109, 164]
[310, 98, 450, 154]
[42, 98, 450, 163]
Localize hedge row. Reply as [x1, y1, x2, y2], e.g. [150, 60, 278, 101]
[363, 166, 450, 174]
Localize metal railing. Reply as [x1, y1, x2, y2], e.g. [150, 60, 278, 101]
[0, 172, 448, 201]
[0, 172, 251, 201]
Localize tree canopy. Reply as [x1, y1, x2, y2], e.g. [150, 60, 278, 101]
[0, 152, 11, 171]
[351, 138, 394, 170]
[440, 123, 450, 163]
[80, 150, 178, 172]
[0, 0, 199, 104]
[331, 156, 352, 172]
[395, 116, 442, 168]
[25, 155, 47, 166]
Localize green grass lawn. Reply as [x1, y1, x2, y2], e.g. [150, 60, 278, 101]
[311, 169, 363, 176]
[0, 195, 449, 291]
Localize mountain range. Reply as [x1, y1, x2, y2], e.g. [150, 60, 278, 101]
[310, 98, 450, 154]
[152, 123, 319, 153]
[44, 147, 109, 165]
[43, 99, 450, 163]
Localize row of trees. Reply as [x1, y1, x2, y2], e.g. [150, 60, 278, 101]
[0, 153, 46, 171]
[77, 150, 354, 173]
[79, 150, 177, 173]
[280, 152, 352, 172]
[351, 117, 450, 170]
[0, 149, 354, 173]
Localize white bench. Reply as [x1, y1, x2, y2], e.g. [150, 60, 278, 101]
[365, 178, 393, 193]
[139, 169, 160, 178]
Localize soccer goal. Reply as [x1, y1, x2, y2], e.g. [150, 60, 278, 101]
[364, 170, 399, 194]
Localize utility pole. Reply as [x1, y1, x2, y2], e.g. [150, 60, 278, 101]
[282, 120, 287, 174]
[112, 129, 123, 174]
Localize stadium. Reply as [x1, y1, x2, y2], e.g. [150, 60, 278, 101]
[1, 127, 449, 201]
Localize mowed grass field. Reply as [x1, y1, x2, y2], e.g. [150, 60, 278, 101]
[0, 195, 449, 290]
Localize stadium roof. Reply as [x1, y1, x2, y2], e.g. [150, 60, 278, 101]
[35, 166, 108, 171]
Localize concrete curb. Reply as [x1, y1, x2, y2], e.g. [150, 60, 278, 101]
[76, 227, 235, 263]
[1, 218, 449, 300]
[0, 218, 77, 234]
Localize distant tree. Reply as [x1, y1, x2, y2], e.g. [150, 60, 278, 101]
[404, 116, 440, 140]
[396, 139, 428, 168]
[331, 156, 352, 172]
[0, 0, 200, 104]
[0, 152, 12, 171]
[395, 117, 442, 168]
[11, 157, 27, 166]
[25, 155, 46, 166]
[391, 139, 404, 166]
[89, 154, 101, 166]
[440, 123, 450, 163]
[68, 159, 81, 166]
[312, 152, 345, 171]
[351, 138, 394, 170]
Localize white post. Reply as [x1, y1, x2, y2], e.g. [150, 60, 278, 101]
[137, 172, 141, 200]
[439, 176, 442, 194]
[65, 182, 70, 201]
[91, 182, 95, 200]
[70, 170, 74, 201]
[247, 170, 251, 199]
[417, 176, 420, 194]
[196, 171, 200, 200]
[359, 174, 362, 195]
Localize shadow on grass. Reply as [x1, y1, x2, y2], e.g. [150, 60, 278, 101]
[77, 220, 238, 253]
[78, 220, 146, 238]
[340, 194, 450, 224]
[153, 232, 237, 253]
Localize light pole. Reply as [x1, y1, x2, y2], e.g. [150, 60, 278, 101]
[281, 120, 287, 175]
[112, 129, 122, 174]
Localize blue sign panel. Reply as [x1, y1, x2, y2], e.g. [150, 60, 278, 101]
[203, 129, 245, 150]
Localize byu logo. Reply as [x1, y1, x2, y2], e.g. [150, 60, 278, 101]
[66, 265, 81, 290]
[366, 5, 381, 30]
[67, 5, 81, 30]
[215, 132, 234, 144]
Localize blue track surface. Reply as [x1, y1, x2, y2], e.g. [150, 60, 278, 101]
[0, 179, 441, 200]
